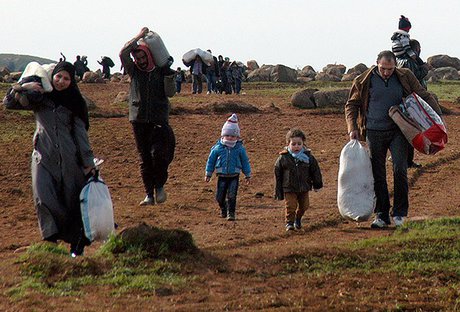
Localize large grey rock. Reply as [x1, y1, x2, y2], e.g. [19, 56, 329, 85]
[114, 91, 128, 103]
[315, 72, 341, 82]
[299, 65, 316, 78]
[427, 55, 460, 70]
[290, 88, 318, 109]
[322, 64, 346, 78]
[271, 64, 298, 82]
[313, 89, 350, 108]
[0, 66, 10, 78]
[433, 67, 459, 80]
[346, 63, 368, 75]
[83, 95, 97, 110]
[246, 65, 274, 82]
[341, 72, 361, 81]
[246, 60, 259, 71]
[82, 71, 101, 83]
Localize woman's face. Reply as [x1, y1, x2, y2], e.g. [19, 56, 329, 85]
[52, 70, 72, 91]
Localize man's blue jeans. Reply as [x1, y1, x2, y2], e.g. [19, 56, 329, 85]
[216, 176, 239, 215]
[206, 72, 216, 92]
[367, 129, 409, 223]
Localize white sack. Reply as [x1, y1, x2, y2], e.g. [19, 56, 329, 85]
[182, 48, 213, 66]
[80, 173, 114, 242]
[337, 140, 375, 222]
[19, 62, 54, 92]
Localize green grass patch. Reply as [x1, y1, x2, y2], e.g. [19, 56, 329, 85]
[282, 217, 460, 277]
[9, 226, 199, 299]
[428, 80, 460, 102]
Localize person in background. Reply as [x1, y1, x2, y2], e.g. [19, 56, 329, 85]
[2, 61, 95, 257]
[191, 55, 204, 94]
[391, 15, 424, 66]
[345, 50, 442, 229]
[205, 113, 251, 221]
[120, 27, 176, 206]
[230, 61, 243, 94]
[175, 67, 186, 94]
[74, 55, 89, 80]
[274, 128, 323, 231]
[206, 49, 219, 94]
[98, 56, 114, 79]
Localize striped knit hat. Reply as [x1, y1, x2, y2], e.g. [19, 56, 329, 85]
[221, 113, 240, 137]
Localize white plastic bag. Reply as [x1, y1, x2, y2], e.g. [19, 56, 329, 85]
[182, 48, 213, 66]
[337, 140, 375, 222]
[80, 171, 114, 242]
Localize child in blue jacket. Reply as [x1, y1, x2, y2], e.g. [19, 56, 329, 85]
[205, 113, 251, 221]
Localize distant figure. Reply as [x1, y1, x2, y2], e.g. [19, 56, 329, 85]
[216, 55, 224, 93]
[220, 57, 232, 94]
[205, 114, 251, 221]
[230, 61, 243, 94]
[205, 49, 219, 94]
[59, 52, 66, 62]
[98, 56, 115, 79]
[175, 67, 186, 94]
[274, 128, 323, 231]
[74, 55, 89, 80]
[391, 15, 424, 66]
[190, 56, 203, 94]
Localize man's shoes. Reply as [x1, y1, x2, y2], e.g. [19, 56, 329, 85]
[220, 208, 227, 218]
[227, 212, 235, 221]
[393, 216, 405, 227]
[294, 218, 302, 230]
[408, 162, 422, 168]
[371, 217, 389, 229]
[155, 187, 167, 204]
[285, 222, 295, 231]
[139, 195, 154, 206]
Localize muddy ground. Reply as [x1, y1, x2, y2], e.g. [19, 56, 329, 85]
[0, 82, 459, 311]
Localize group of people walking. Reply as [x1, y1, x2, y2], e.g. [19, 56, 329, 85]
[1, 14, 446, 257]
[177, 52, 245, 95]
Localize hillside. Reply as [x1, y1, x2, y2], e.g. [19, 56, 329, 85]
[0, 53, 56, 72]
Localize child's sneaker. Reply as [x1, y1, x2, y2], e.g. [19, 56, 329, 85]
[155, 187, 167, 204]
[294, 218, 302, 230]
[139, 195, 154, 206]
[285, 222, 295, 231]
[393, 216, 405, 227]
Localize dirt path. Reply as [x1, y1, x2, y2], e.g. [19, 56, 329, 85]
[0, 83, 458, 311]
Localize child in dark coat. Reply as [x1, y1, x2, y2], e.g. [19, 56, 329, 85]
[275, 128, 323, 231]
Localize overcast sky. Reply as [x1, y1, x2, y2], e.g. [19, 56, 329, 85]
[1, 0, 459, 72]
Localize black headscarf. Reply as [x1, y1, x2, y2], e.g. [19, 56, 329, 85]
[48, 61, 89, 130]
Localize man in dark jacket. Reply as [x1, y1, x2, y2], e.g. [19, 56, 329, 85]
[120, 27, 176, 206]
[345, 50, 442, 229]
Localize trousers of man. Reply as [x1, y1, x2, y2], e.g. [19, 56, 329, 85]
[284, 192, 309, 224]
[367, 129, 409, 223]
[132, 123, 175, 196]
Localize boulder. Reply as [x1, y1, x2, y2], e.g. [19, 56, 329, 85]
[315, 72, 341, 82]
[427, 55, 460, 70]
[322, 64, 346, 78]
[0, 66, 10, 78]
[290, 88, 318, 109]
[346, 63, 368, 75]
[82, 71, 101, 83]
[433, 67, 459, 80]
[297, 76, 314, 83]
[270, 64, 298, 82]
[341, 72, 360, 82]
[246, 65, 274, 82]
[313, 89, 350, 108]
[246, 60, 259, 71]
[298, 65, 316, 78]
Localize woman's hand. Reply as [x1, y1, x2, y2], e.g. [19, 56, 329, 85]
[21, 82, 44, 93]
